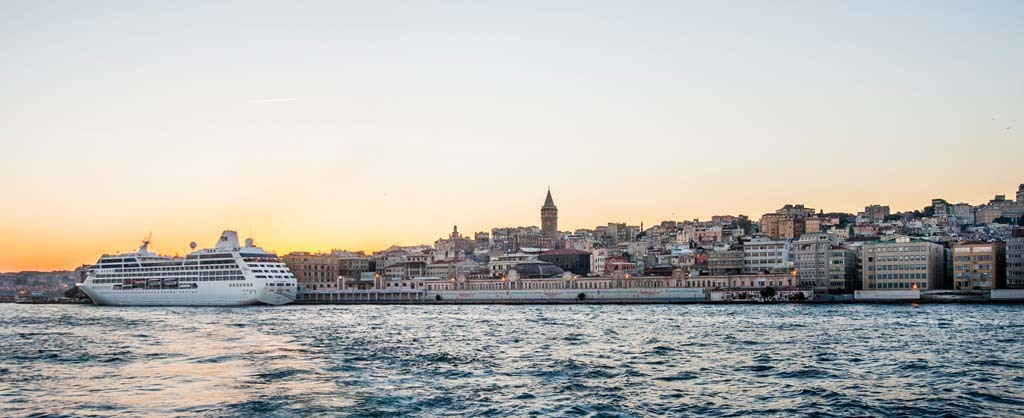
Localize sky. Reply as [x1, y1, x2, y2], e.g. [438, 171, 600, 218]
[1, 1, 1023, 271]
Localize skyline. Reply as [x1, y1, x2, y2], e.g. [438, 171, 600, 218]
[3, 1, 1024, 271]
[3, 179, 1023, 272]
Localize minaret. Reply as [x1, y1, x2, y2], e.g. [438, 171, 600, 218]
[541, 188, 558, 245]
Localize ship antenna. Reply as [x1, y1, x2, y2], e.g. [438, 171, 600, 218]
[141, 232, 152, 253]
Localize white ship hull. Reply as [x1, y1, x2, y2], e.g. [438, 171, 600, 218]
[79, 282, 296, 306]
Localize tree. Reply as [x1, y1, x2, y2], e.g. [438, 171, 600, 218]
[760, 286, 777, 301]
[822, 212, 856, 228]
[63, 286, 82, 299]
[993, 216, 1013, 224]
[734, 215, 755, 235]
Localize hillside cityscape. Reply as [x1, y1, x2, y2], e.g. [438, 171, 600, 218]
[8, 182, 1024, 303]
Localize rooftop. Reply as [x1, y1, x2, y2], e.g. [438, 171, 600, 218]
[541, 248, 590, 256]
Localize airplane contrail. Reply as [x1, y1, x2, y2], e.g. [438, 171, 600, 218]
[250, 97, 297, 103]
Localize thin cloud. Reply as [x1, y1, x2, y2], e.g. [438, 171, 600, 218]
[250, 97, 296, 103]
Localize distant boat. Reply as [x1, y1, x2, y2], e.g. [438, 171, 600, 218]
[15, 291, 49, 304]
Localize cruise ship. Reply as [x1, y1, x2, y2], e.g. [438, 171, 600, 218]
[78, 230, 297, 306]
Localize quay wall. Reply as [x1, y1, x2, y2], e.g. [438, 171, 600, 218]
[991, 289, 1024, 300]
[854, 290, 921, 301]
[296, 288, 707, 304]
[294, 289, 1024, 304]
[426, 288, 707, 303]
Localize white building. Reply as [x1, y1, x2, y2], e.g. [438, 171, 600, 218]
[486, 253, 534, 277]
[742, 237, 791, 274]
[590, 248, 609, 276]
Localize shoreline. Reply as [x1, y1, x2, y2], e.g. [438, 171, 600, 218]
[7, 299, 1024, 306]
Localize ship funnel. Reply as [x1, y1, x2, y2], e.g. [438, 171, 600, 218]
[215, 230, 241, 250]
[245, 238, 254, 247]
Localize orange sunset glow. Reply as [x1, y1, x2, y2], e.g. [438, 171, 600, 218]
[2, 2, 1022, 272]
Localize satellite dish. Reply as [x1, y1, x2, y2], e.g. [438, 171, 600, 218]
[189, 241, 197, 250]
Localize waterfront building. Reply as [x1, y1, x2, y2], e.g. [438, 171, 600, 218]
[793, 233, 835, 289]
[952, 241, 1006, 290]
[683, 273, 796, 289]
[1007, 237, 1024, 289]
[828, 247, 859, 291]
[861, 236, 945, 291]
[708, 247, 744, 276]
[338, 274, 376, 290]
[1018, 184, 1024, 204]
[541, 189, 558, 247]
[412, 272, 693, 293]
[742, 237, 791, 274]
[538, 248, 591, 276]
[283, 252, 341, 292]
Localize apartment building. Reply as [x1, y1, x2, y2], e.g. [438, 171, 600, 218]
[952, 241, 1006, 290]
[861, 236, 945, 291]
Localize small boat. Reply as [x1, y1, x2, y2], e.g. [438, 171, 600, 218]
[15, 291, 49, 304]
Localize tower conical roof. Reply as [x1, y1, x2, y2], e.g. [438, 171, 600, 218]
[543, 188, 556, 208]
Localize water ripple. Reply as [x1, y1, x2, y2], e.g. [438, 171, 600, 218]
[1, 304, 1023, 417]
